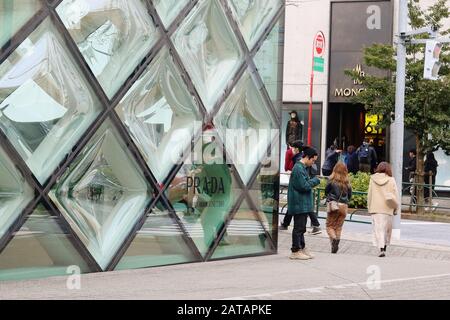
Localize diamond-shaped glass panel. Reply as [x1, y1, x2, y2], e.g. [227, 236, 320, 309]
[49, 120, 153, 270]
[172, 0, 244, 112]
[153, 0, 189, 29]
[228, 0, 282, 51]
[211, 199, 270, 260]
[248, 140, 279, 236]
[214, 69, 277, 185]
[56, 0, 160, 99]
[0, 145, 33, 240]
[0, 18, 103, 185]
[166, 129, 241, 257]
[115, 200, 198, 270]
[0, 0, 41, 48]
[115, 47, 202, 183]
[254, 19, 283, 107]
[0, 203, 91, 281]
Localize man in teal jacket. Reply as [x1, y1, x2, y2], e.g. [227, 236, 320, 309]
[288, 147, 320, 260]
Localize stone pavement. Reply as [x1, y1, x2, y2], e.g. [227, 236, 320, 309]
[1, 224, 450, 300]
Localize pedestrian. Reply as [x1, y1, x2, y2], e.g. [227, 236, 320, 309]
[405, 148, 417, 180]
[345, 145, 359, 175]
[356, 139, 377, 173]
[367, 162, 399, 257]
[424, 151, 438, 202]
[325, 162, 352, 254]
[322, 144, 340, 176]
[280, 140, 304, 230]
[288, 147, 321, 260]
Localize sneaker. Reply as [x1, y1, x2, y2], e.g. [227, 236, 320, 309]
[310, 227, 322, 235]
[378, 252, 386, 258]
[302, 248, 314, 259]
[279, 224, 288, 231]
[289, 251, 311, 260]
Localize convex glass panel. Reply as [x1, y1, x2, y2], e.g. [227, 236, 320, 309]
[116, 200, 198, 270]
[0, 0, 41, 48]
[49, 120, 153, 270]
[228, 0, 283, 51]
[0, 145, 33, 240]
[115, 47, 202, 183]
[172, 0, 244, 112]
[0, 18, 102, 185]
[153, 0, 189, 29]
[214, 70, 277, 185]
[0, 204, 91, 281]
[56, 0, 160, 99]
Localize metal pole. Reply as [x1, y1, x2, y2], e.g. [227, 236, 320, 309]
[307, 40, 315, 146]
[392, 0, 408, 239]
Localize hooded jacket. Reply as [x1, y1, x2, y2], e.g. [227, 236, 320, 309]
[367, 173, 399, 215]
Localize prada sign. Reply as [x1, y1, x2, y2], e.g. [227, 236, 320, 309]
[329, 1, 393, 103]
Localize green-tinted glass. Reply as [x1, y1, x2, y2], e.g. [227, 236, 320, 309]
[0, 145, 34, 240]
[214, 69, 277, 185]
[115, 201, 198, 270]
[115, 47, 202, 183]
[49, 120, 153, 270]
[153, 0, 189, 29]
[228, 0, 282, 50]
[56, 0, 160, 99]
[0, 204, 91, 281]
[172, 0, 244, 112]
[211, 199, 270, 260]
[0, 18, 103, 185]
[254, 19, 283, 107]
[167, 129, 240, 257]
[0, 0, 41, 48]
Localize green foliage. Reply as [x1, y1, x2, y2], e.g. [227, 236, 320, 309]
[348, 172, 371, 208]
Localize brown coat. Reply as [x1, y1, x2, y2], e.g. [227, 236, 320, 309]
[367, 173, 399, 215]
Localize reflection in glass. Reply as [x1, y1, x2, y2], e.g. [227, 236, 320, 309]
[167, 130, 240, 257]
[228, 0, 283, 51]
[0, 146, 34, 240]
[56, 0, 160, 99]
[153, 0, 189, 29]
[172, 0, 244, 112]
[0, 18, 102, 185]
[0, 204, 91, 281]
[211, 199, 270, 260]
[214, 70, 277, 185]
[0, 0, 41, 48]
[116, 201, 198, 270]
[49, 120, 152, 270]
[115, 47, 202, 183]
[254, 20, 283, 107]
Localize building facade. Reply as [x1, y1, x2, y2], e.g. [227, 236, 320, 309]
[0, 0, 285, 280]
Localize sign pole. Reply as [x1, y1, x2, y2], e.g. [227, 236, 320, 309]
[307, 45, 314, 146]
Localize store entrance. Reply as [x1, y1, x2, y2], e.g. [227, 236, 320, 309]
[326, 103, 387, 163]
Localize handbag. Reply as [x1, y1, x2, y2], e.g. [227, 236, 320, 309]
[385, 191, 398, 210]
[327, 189, 343, 213]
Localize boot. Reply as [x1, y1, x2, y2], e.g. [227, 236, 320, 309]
[331, 239, 339, 254]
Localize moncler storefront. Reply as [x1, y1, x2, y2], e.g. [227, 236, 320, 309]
[0, 0, 285, 280]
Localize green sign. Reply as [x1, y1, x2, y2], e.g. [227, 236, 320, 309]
[313, 57, 325, 72]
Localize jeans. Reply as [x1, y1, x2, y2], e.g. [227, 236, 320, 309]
[282, 211, 320, 228]
[291, 214, 308, 252]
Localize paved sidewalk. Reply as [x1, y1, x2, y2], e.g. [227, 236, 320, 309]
[1, 225, 450, 300]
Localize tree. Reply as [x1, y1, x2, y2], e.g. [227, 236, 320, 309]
[346, 0, 450, 214]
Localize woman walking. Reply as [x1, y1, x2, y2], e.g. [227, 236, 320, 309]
[325, 162, 352, 254]
[367, 162, 399, 257]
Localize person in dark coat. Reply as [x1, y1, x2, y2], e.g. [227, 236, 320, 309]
[424, 152, 438, 201]
[287, 147, 320, 260]
[322, 145, 340, 176]
[286, 111, 302, 147]
[345, 145, 359, 174]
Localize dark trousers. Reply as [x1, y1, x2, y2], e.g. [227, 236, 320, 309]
[291, 214, 308, 252]
[282, 211, 320, 228]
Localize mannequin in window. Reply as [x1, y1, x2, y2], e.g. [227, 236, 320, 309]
[286, 111, 302, 147]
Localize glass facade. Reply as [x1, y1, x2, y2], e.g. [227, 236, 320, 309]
[0, 0, 284, 281]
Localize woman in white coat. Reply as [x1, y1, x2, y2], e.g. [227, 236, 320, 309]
[367, 162, 399, 257]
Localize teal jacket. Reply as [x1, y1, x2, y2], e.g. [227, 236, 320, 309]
[287, 162, 321, 214]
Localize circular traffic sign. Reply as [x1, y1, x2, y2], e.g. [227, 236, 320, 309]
[314, 31, 325, 57]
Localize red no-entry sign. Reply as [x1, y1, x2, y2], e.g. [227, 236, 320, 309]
[314, 32, 325, 57]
